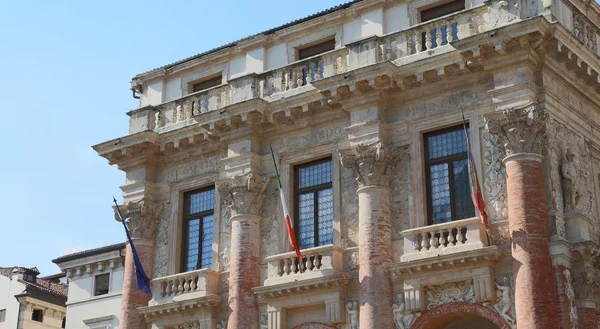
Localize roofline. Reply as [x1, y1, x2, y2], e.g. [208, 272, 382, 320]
[52, 242, 126, 264]
[132, 0, 364, 80]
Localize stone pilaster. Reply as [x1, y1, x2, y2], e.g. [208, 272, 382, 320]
[340, 141, 397, 329]
[113, 198, 163, 329]
[219, 172, 270, 329]
[485, 105, 560, 329]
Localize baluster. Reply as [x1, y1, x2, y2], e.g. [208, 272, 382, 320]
[384, 42, 392, 60]
[176, 104, 184, 122]
[436, 25, 443, 48]
[446, 23, 454, 43]
[425, 27, 433, 50]
[422, 233, 430, 250]
[283, 258, 291, 275]
[315, 254, 322, 269]
[295, 68, 303, 88]
[283, 70, 290, 91]
[185, 103, 192, 120]
[154, 111, 162, 130]
[457, 227, 466, 244]
[177, 278, 184, 294]
[440, 230, 448, 247]
[415, 31, 422, 53]
[192, 100, 198, 116]
[259, 79, 265, 97]
[430, 230, 439, 248]
[306, 65, 313, 84]
[335, 55, 342, 75]
[277, 259, 284, 277]
[190, 275, 197, 291]
[161, 281, 167, 297]
[183, 276, 190, 293]
[318, 61, 324, 79]
[448, 228, 456, 245]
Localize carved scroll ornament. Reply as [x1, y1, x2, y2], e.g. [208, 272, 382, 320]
[113, 198, 164, 240]
[484, 105, 548, 156]
[218, 171, 270, 217]
[340, 141, 399, 189]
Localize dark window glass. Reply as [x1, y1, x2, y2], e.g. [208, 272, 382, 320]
[62, 317, 66, 328]
[192, 75, 222, 93]
[0, 309, 6, 322]
[420, 0, 465, 22]
[94, 273, 110, 296]
[425, 125, 475, 225]
[32, 309, 43, 322]
[294, 158, 334, 250]
[182, 187, 215, 272]
[298, 39, 336, 60]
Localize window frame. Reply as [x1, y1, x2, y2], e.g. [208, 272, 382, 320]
[180, 186, 215, 273]
[32, 309, 44, 322]
[424, 124, 474, 225]
[93, 273, 110, 296]
[293, 157, 334, 249]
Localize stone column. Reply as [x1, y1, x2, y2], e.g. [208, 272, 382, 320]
[113, 198, 163, 329]
[485, 105, 560, 329]
[219, 172, 270, 329]
[341, 142, 397, 329]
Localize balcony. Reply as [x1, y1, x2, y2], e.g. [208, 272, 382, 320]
[263, 244, 344, 286]
[125, 3, 509, 136]
[149, 268, 220, 305]
[400, 217, 489, 262]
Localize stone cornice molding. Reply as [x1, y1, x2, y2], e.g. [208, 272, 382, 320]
[483, 104, 548, 157]
[113, 198, 164, 240]
[340, 141, 399, 189]
[218, 172, 270, 217]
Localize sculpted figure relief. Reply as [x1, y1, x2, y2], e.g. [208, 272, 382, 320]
[494, 281, 515, 326]
[562, 149, 580, 212]
[346, 300, 359, 329]
[392, 293, 417, 329]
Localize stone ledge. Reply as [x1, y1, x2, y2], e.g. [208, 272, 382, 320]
[253, 273, 353, 301]
[138, 294, 222, 318]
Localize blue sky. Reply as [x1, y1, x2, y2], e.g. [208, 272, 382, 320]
[0, 0, 345, 275]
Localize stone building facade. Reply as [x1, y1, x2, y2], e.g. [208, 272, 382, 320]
[93, 0, 600, 328]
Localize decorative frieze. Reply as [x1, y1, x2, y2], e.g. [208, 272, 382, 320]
[113, 198, 164, 240]
[484, 105, 548, 157]
[218, 172, 270, 217]
[482, 132, 508, 221]
[425, 280, 475, 310]
[340, 141, 399, 188]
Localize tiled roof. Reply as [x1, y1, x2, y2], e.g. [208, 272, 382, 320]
[0, 266, 68, 297]
[52, 242, 126, 264]
[134, 0, 364, 79]
[0, 266, 40, 276]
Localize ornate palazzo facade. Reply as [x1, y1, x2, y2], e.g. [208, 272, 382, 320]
[93, 0, 600, 328]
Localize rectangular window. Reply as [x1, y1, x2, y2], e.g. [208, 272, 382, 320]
[425, 125, 475, 225]
[94, 273, 110, 296]
[298, 38, 336, 60]
[32, 309, 43, 322]
[182, 187, 215, 272]
[191, 74, 222, 93]
[294, 158, 334, 250]
[0, 309, 6, 322]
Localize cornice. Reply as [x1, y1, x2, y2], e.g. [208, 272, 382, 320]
[139, 294, 223, 318]
[253, 273, 353, 301]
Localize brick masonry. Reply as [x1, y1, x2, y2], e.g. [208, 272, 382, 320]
[120, 240, 154, 329]
[505, 156, 560, 329]
[577, 307, 598, 328]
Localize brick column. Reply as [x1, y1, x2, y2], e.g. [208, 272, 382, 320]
[114, 198, 164, 329]
[219, 172, 270, 329]
[485, 106, 559, 329]
[573, 265, 600, 329]
[341, 142, 397, 329]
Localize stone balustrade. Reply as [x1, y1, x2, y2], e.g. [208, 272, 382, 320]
[264, 244, 344, 286]
[129, 4, 500, 134]
[258, 48, 349, 97]
[400, 217, 488, 262]
[379, 5, 487, 61]
[150, 269, 220, 305]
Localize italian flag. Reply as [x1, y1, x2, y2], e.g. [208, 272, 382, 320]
[270, 146, 304, 261]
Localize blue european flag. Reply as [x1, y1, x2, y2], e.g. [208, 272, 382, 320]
[113, 198, 152, 295]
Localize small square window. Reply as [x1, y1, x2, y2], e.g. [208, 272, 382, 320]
[32, 309, 43, 322]
[94, 273, 110, 296]
[297, 38, 336, 60]
[191, 74, 222, 93]
[0, 309, 6, 322]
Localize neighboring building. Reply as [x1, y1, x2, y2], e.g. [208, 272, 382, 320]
[52, 243, 126, 329]
[0, 267, 67, 329]
[92, 0, 600, 328]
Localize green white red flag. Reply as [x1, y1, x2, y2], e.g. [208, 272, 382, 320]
[270, 146, 304, 261]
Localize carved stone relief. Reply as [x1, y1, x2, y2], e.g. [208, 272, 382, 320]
[340, 141, 399, 189]
[347, 251, 359, 271]
[484, 105, 548, 156]
[175, 321, 200, 329]
[547, 119, 599, 241]
[153, 203, 171, 278]
[492, 276, 516, 328]
[391, 146, 411, 239]
[260, 313, 268, 329]
[341, 166, 359, 248]
[425, 280, 475, 310]
[393, 292, 420, 329]
[218, 172, 270, 217]
[114, 198, 165, 240]
[564, 268, 579, 329]
[215, 319, 228, 329]
[481, 131, 508, 222]
[220, 203, 232, 270]
[346, 300, 359, 329]
[261, 179, 281, 260]
[488, 224, 510, 246]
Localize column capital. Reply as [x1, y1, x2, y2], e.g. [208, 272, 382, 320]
[218, 171, 270, 217]
[340, 141, 398, 189]
[113, 198, 164, 240]
[484, 104, 548, 157]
